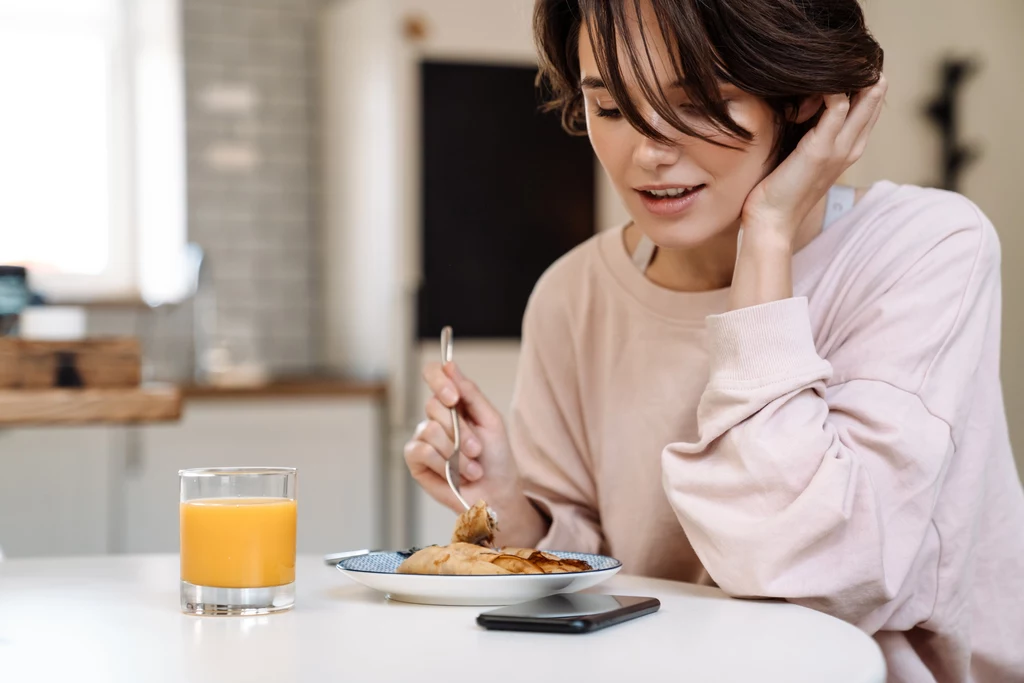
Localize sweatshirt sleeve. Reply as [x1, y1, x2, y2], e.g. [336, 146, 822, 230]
[662, 201, 1001, 630]
[508, 274, 604, 555]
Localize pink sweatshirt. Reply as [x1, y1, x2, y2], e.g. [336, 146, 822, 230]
[509, 180, 1024, 682]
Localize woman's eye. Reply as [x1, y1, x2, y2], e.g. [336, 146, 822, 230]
[678, 100, 731, 121]
[592, 100, 730, 121]
[684, 100, 731, 111]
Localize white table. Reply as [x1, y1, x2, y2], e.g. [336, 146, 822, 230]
[0, 555, 886, 683]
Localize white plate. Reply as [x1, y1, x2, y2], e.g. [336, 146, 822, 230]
[336, 550, 622, 606]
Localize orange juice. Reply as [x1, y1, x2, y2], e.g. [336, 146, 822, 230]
[180, 498, 297, 588]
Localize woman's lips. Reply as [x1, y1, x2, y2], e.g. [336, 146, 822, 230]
[635, 184, 706, 216]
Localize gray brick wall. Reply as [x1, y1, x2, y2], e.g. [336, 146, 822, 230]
[180, 0, 322, 376]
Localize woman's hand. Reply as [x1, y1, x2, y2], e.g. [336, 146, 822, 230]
[403, 361, 547, 547]
[731, 77, 888, 310]
[742, 76, 888, 244]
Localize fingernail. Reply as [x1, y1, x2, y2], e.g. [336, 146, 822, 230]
[466, 460, 483, 480]
[465, 436, 481, 456]
[440, 387, 458, 405]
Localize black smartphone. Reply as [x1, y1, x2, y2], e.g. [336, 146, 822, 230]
[476, 594, 660, 634]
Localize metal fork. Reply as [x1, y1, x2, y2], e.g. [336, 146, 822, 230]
[441, 326, 471, 511]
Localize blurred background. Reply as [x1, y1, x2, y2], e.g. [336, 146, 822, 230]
[0, 0, 1020, 560]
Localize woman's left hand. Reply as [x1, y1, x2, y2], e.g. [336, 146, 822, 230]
[728, 77, 887, 311]
[740, 76, 889, 246]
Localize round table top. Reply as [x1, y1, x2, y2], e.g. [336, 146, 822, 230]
[0, 554, 886, 683]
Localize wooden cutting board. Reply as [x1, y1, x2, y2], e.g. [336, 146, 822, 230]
[0, 338, 141, 389]
[0, 338, 15, 387]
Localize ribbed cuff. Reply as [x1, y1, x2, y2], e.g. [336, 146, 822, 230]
[705, 297, 829, 387]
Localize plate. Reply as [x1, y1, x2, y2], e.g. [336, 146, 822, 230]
[336, 550, 622, 606]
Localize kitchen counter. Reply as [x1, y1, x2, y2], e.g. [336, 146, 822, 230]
[179, 376, 387, 401]
[0, 376, 386, 429]
[0, 384, 182, 426]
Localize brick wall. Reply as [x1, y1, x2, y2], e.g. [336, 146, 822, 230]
[179, 0, 321, 375]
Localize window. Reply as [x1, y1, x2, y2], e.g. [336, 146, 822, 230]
[0, 0, 187, 304]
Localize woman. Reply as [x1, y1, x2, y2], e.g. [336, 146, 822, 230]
[404, 1, 1024, 680]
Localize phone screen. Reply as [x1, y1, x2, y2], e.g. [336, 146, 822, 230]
[477, 594, 660, 633]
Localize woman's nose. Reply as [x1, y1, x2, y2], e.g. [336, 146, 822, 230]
[631, 114, 682, 171]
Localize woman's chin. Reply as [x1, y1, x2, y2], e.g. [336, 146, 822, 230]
[634, 217, 734, 251]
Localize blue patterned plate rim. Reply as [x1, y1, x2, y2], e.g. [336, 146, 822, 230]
[337, 549, 622, 576]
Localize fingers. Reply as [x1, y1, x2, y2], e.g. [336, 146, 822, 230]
[404, 430, 448, 476]
[403, 438, 467, 512]
[799, 76, 886, 169]
[405, 423, 484, 482]
[812, 93, 852, 145]
[837, 75, 888, 156]
[425, 396, 482, 457]
[423, 362, 459, 408]
[413, 418, 453, 462]
[423, 361, 497, 432]
[417, 468, 469, 514]
[444, 363, 502, 429]
[848, 79, 887, 160]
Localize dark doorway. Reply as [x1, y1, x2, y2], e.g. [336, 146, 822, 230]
[417, 61, 596, 340]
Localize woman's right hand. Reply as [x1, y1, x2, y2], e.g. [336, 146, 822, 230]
[403, 361, 547, 547]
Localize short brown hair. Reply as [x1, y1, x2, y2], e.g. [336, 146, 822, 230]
[534, 0, 884, 159]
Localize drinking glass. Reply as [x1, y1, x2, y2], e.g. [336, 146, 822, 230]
[179, 467, 297, 615]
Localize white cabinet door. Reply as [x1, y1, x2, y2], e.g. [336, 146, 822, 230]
[0, 427, 115, 558]
[122, 398, 381, 555]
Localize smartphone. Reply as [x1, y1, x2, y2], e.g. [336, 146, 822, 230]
[476, 594, 660, 634]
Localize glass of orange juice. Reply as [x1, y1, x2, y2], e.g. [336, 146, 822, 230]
[179, 467, 297, 616]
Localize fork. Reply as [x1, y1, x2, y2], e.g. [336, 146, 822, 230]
[441, 326, 471, 511]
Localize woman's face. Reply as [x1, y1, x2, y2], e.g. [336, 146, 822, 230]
[579, 6, 780, 249]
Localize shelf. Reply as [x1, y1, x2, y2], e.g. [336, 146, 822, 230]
[0, 385, 182, 426]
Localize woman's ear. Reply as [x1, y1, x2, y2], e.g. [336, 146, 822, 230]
[791, 95, 825, 124]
